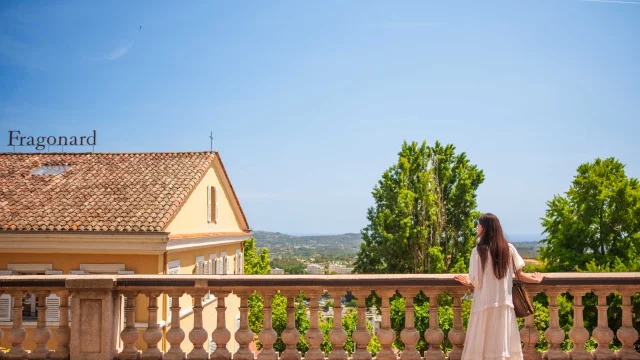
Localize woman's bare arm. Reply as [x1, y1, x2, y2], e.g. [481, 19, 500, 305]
[516, 270, 544, 284]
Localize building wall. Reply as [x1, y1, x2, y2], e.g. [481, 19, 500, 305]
[165, 166, 245, 235]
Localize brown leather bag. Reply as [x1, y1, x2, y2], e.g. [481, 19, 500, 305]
[512, 260, 534, 318]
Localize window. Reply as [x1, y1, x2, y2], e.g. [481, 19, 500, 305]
[207, 186, 219, 223]
[220, 252, 228, 275]
[195, 256, 205, 275]
[235, 249, 243, 275]
[235, 314, 241, 352]
[79, 264, 125, 274]
[167, 260, 180, 321]
[3, 264, 59, 322]
[31, 165, 70, 176]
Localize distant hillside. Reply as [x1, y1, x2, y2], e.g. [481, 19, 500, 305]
[253, 231, 542, 261]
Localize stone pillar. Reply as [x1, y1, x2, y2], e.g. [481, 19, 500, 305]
[543, 290, 569, 360]
[398, 289, 420, 360]
[211, 291, 232, 360]
[303, 291, 323, 360]
[117, 292, 140, 360]
[189, 292, 209, 360]
[51, 291, 71, 360]
[615, 289, 640, 360]
[258, 291, 279, 360]
[5, 291, 28, 360]
[375, 290, 397, 360]
[591, 289, 615, 360]
[68, 277, 117, 360]
[29, 291, 53, 360]
[352, 290, 372, 360]
[279, 291, 301, 360]
[141, 291, 163, 360]
[446, 291, 466, 360]
[327, 289, 348, 360]
[567, 288, 590, 360]
[165, 291, 185, 360]
[234, 291, 255, 360]
[423, 290, 444, 360]
[520, 290, 541, 360]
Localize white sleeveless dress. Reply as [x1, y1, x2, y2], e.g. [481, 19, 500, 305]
[461, 243, 526, 360]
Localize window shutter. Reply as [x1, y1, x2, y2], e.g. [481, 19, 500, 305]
[235, 315, 240, 351]
[207, 186, 212, 222]
[123, 295, 128, 321]
[217, 254, 224, 275]
[239, 252, 243, 274]
[208, 339, 217, 354]
[214, 186, 219, 222]
[68, 296, 73, 321]
[167, 261, 180, 321]
[0, 294, 12, 321]
[46, 293, 60, 322]
[225, 256, 231, 275]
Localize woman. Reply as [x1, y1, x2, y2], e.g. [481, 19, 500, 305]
[454, 213, 543, 360]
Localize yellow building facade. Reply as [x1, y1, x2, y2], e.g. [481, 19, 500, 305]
[0, 151, 252, 355]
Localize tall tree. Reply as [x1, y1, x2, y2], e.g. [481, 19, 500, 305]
[354, 140, 484, 274]
[540, 157, 640, 272]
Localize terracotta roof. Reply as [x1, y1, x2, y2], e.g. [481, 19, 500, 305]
[0, 152, 246, 232]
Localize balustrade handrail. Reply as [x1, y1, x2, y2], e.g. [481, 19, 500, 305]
[2, 272, 640, 291]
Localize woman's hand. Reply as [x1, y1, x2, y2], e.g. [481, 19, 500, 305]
[454, 274, 472, 287]
[518, 271, 544, 284]
[529, 272, 544, 283]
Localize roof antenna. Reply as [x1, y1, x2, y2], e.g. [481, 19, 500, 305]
[209, 131, 214, 151]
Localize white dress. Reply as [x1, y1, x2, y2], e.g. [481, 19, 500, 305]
[461, 243, 526, 360]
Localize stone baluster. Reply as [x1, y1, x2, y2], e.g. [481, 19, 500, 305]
[0, 318, 3, 360]
[5, 291, 27, 360]
[352, 290, 372, 360]
[591, 289, 615, 360]
[520, 290, 541, 360]
[211, 291, 232, 360]
[280, 291, 301, 360]
[567, 288, 590, 360]
[399, 290, 420, 360]
[118, 292, 140, 360]
[615, 289, 640, 360]
[234, 291, 255, 360]
[446, 290, 466, 360]
[141, 291, 163, 360]
[50, 291, 71, 360]
[165, 291, 186, 360]
[543, 289, 569, 360]
[303, 291, 324, 360]
[328, 289, 348, 360]
[189, 291, 209, 360]
[0, 301, 3, 359]
[29, 291, 52, 360]
[375, 290, 397, 360]
[258, 291, 279, 360]
[424, 290, 445, 360]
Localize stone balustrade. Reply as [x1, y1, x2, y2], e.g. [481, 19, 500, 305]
[0, 273, 639, 360]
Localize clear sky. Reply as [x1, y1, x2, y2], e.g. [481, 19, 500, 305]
[1, 0, 639, 237]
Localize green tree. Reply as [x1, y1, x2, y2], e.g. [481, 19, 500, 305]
[319, 309, 381, 356]
[540, 158, 640, 272]
[354, 140, 484, 274]
[244, 237, 271, 275]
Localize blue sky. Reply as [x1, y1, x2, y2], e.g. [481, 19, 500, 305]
[1, 0, 639, 237]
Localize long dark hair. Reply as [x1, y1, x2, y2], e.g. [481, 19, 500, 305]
[477, 213, 511, 279]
